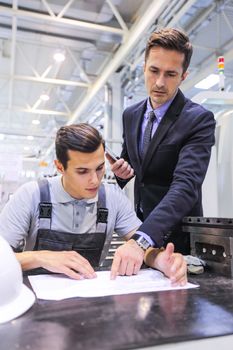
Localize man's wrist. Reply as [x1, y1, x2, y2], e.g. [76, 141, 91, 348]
[15, 251, 41, 271]
[144, 247, 164, 267]
[130, 232, 153, 251]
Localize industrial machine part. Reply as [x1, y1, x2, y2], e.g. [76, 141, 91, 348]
[182, 217, 233, 277]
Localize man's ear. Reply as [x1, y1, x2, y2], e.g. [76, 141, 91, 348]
[181, 71, 188, 82]
[54, 159, 64, 174]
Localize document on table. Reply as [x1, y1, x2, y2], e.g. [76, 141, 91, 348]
[28, 269, 198, 300]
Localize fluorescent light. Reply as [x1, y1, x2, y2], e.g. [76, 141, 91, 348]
[0, 134, 5, 140]
[40, 93, 50, 101]
[24, 146, 30, 151]
[32, 119, 40, 125]
[27, 136, 34, 140]
[53, 52, 66, 62]
[195, 74, 219, 89]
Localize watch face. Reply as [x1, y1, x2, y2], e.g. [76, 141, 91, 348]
[139, 238, 151, 250]
[132, 234, 151, 250]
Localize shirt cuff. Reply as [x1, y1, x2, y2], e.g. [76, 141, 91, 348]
[135, 231, 156, 247]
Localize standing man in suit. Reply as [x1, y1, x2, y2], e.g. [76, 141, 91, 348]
[108, 27, 216, 254]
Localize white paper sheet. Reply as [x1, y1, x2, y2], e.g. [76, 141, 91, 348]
[28, 269, 198, 300]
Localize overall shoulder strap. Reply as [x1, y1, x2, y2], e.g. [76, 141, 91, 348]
[96, 183, 108, 232]
[37, 179, 52, 230]
[38, 178, 51, 202]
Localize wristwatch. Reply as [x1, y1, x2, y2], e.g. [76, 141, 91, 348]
[131, 233, 151, 251]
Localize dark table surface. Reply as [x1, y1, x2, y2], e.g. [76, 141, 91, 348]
[1, 272, 233, 350]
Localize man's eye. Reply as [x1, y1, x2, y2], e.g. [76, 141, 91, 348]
[77, 170, 87, 175]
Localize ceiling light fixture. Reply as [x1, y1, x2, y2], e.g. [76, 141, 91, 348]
[0, 134, 5, 140]
[27, 136, 34, 140]
[40, 93, 50, 101]
[32, 119, 40, 125]
[53, 52, 66, 63]
[195, 74, 219, 90]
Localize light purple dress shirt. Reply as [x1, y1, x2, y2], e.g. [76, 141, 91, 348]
[139, 95, 176, 155]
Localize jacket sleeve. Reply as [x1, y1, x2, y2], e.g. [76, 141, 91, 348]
[139, 109, 216, 247]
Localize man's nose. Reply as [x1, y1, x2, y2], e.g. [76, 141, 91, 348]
[89, 171, 99, 184]
[156, 74, 165, 88]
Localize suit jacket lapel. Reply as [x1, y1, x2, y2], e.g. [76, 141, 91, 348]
[129, 100, 147, 166]
[141, 89, 186, 175]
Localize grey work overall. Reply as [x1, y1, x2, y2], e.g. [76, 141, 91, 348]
[31, 179, 109, 274]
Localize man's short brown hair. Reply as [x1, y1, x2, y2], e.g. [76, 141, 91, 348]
[145, 28, 193, 73]
[55, 123, 104, 169]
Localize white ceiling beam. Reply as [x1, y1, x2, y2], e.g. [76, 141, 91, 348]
[0, 6, 124, 36]
[57, 95, 71, 114]
[186, 2, 216, 34]
[162, 0, 198, 27]
[8, 0, 18, 109]
[16, 43, 40, 77]
[67, 48, 91, 83]
[21, 108, 69, 116]
[3, 75, 90, 88]
[28, 58, 68, 117]
[31, 99, 42, 111]
[41, 0, 56, 17]
[41, 58, 67, 108]
[0, 105, 69, 116]
[0, 130, 53, 138]
[57, 0, 75, 19]
[41, 65, 53, 79]
[222, 10, 233, 35]
[106, 0, 128, 32]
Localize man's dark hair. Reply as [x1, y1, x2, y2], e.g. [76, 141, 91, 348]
[145, 28, 193, 73]
[55, 123, 104, 169]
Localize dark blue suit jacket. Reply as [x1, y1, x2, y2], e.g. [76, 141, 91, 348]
[118, 89, 216, 253]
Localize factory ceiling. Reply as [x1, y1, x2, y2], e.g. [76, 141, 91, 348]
[0, 0, 233, 176]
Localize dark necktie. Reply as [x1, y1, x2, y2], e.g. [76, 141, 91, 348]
[142, 111, 156, 158]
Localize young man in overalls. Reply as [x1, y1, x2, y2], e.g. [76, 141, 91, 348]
[0, 124, 187, 285]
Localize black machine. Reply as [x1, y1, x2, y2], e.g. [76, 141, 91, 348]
[182, 217, 233, 277]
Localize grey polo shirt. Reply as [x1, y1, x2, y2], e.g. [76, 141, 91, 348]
[0, 176, 141, 254]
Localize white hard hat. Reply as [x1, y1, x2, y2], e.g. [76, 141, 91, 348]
[0, 236, 35, 324]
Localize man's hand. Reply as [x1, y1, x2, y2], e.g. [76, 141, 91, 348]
[106, 154, 134, 180]
[144, 243, 187, 286]
[110, 240, 144, 279]
[16, 250, 96, 280]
